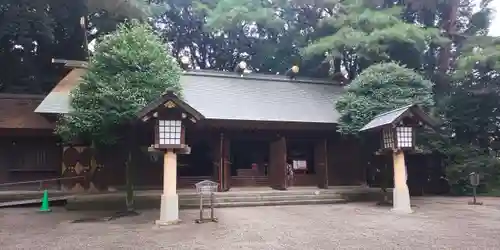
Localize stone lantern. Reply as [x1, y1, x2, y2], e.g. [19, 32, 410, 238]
[360, 104, 437, 214]
[137, 90, 203, 225]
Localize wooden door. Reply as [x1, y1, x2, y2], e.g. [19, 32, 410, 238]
[269, 136, 287, 190]
[222, 135, 231, 191]
[315, 139, 328, 189]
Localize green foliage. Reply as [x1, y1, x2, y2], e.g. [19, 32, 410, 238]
[434, 34, 500, 188]
[0, 0, 58, 93]
[86, 0, 167, 42]
[301, 0, 447, 72]
[448, 36, 500, 148]
[155, 0, 336, 76]
[444, 145, 500, 187]
[204, 0, 285, 31]
[56, 21, 182, 144]
[335, 62, 434, 134]
[86, 0, 157, 20]
[0, 0, 159, 94]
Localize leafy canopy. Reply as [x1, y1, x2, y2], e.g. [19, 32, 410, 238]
[436, 36, 500, 186]
[301, 0, 447, 73]
[335, 62, 434, 134]
[56, 21, 182, 144]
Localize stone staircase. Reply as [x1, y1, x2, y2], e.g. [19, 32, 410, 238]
[38, 186, 382, 211]
[179, 188, 347, 208]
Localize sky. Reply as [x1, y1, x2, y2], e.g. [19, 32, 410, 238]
[487, 0, 500, 36]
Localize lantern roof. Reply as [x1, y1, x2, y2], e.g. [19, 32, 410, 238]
[359, 104, 438, 132]
[136, 90, 204, 121]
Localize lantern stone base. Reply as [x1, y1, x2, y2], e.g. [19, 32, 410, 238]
[155, 194, 180, 226]
[391, 186, 413, 214]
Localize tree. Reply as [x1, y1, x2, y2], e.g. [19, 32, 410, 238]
[335, 62, 434, 135]
[437, 36, 500, 192]
[335, 62, 434, 202]
[0, 0, 57, 93]
[56, 21, 182, 211]
[0, 0, 158, 94]
[153, 0, 334, 76]
[86, 0, 152, 19]
[86, 0, 167, 42]
[301, 0, 447, 80]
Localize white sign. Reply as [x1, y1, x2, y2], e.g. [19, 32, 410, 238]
[293, 160, 307, 170]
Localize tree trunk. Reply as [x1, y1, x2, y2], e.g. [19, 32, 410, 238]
[379, 163, 391, 205]
[125, 150, 135, 212]
[125, 122, 137, 212]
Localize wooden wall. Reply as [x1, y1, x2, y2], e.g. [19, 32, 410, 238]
[0, 135, 61, 189]
[0, 125, 370, 191]
[327, 136, 366, 186]
[57, 128, 369, 192]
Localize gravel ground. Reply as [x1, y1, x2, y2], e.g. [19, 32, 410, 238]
[1, 197, 500, 250]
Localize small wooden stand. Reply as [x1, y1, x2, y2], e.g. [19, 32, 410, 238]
[468, 172, 483, 206]
[194, 180, 219, 224]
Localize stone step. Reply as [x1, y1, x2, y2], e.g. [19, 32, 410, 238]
[180, 190, 347, 199]
[65, 193, 347, 211]
[181, 194, 342, 205]
[182, 198, 347, 209]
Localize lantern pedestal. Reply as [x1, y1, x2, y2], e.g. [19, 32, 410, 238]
[156, 194, 180, 225]
[155, 150, 181, 226]
[391, 150, 413, 214]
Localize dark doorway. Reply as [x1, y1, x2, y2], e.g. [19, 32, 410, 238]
[178, 139, 212, 177]
[231, 139, 269, 176]
[230, 139, 270, 187]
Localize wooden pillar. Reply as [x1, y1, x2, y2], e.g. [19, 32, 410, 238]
[269, 136, 287, 190]
[392, 150, 412, 213]
[314, 138, 328, 189]
[0, 141, 8, 183]
[212, 133, 222, 191]
[222, 135, 231, 191]
[326, 138, 338, 185]
[212, 132, 231, 192]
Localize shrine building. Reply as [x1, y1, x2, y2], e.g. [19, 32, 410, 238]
[0, 63, 425, 192]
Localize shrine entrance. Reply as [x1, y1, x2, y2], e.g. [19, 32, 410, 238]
[230, 139, 270, 187]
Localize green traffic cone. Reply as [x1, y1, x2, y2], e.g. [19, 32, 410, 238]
[39, 189, 51, 212]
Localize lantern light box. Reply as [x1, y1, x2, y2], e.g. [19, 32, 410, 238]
[382, 128, 395, 149]
[381, 126, 414, 150]
[158, 120, 182, 145]
[395, 126, 413, 148]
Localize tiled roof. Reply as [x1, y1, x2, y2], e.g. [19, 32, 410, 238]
[34, 68, 85, 114]
[359, 105, 414, 131]
[359, 104, 438, 131]
[35, 70, 344, 124]
[181, 71, 343, 123]
[0, 94, 54, 129]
